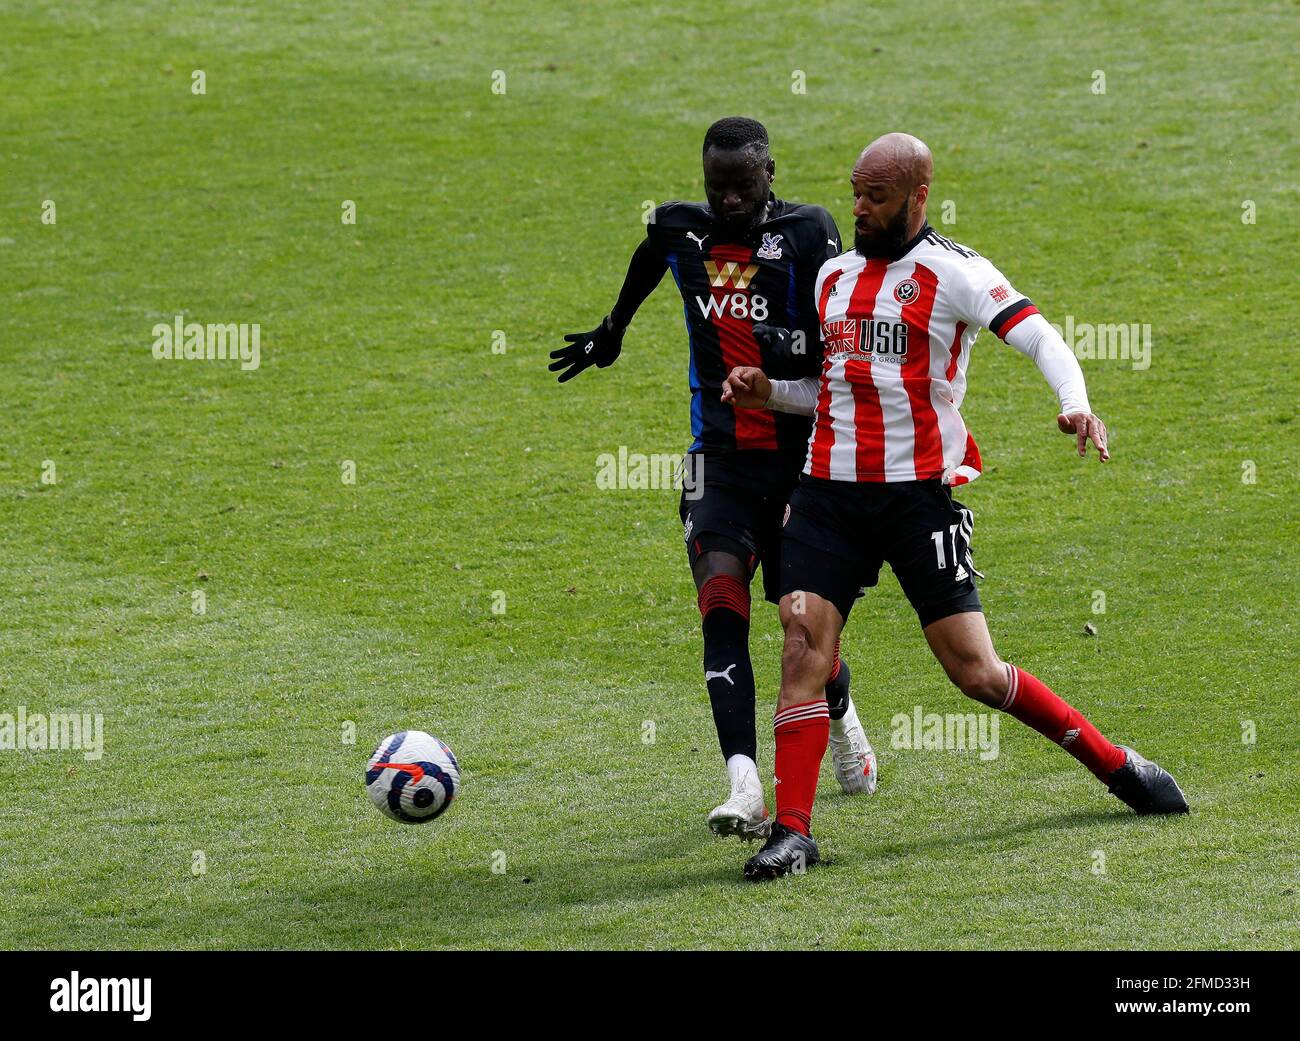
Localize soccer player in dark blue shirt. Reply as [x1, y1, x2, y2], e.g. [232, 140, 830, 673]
[551, 118, 879, 839]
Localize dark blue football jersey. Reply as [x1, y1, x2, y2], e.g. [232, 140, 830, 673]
[643, 197, 842, 461]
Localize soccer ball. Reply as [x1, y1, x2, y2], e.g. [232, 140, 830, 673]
[365, 730, 460, 824]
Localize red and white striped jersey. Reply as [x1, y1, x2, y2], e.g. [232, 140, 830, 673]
[806, 226, 1039, 486]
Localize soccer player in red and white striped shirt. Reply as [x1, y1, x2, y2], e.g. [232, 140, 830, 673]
[723, 133, 1188, 881]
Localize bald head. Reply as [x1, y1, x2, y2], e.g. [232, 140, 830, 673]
[853, 133, 933, 193]
[851, 133, 933, 258]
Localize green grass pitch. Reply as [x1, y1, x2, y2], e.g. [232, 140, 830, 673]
[1, 0, 1296, 950]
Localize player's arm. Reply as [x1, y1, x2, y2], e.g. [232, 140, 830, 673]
[549, 236, 668, 383]
[965, 263, 1109, 461]
[1002, 313, 1108, 460]
[721, 368, 819, 414]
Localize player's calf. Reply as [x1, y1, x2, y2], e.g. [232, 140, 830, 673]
[697, 564, 758, 762]
[777, 615, 835, 710]
[823, 639, 849, 717]
[931, 633, 1007, 707]
[695, 553, 768, 837]
[767, 591, 840, 845]
[952, 662, 1013, 706]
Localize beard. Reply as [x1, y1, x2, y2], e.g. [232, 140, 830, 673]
[854, 203, 912, 258]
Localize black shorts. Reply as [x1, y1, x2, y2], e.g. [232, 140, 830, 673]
[679, 450, 804, 605]
[779, 476, 983, 628]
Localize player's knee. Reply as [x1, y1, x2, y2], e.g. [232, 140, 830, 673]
[694, 551, 748, 589]
[951, 660, 1006, 706]
[780, 623, 830, 683]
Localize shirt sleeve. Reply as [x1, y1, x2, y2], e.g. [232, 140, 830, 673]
[954, 255, 1041, 342]
[766, 376, 820, 415]
[608, 220, 669, 330]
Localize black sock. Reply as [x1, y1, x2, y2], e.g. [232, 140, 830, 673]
[825, 642, 851, 721]
[698, 574, 757, 762]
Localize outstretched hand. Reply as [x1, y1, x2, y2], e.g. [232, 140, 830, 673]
[1057, 412, 1110, 461]
[548, 316, 624, 383]
[721, 366, 772, 409]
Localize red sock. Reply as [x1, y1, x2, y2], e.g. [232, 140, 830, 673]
[1000, 664, 1126, 781]
[773, 699, 830, 835]
[827, 639, 842, 683]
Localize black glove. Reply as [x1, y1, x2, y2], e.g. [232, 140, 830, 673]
[752, 323, 802, 365]
[549, 316, 624, 383]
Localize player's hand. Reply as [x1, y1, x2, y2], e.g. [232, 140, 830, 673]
[1057, 412, 1110, 462]
[721, 366, 772, 409]
[549, 316, 624, 383]
[752, 323, 804, 365]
